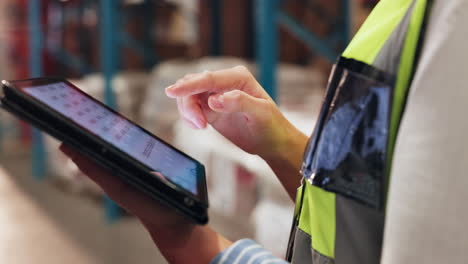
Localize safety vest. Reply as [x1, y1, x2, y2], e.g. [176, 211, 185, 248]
[286, 0, 432, 263]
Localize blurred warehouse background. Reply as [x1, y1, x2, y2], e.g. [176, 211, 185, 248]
[0, 0, 377, 263]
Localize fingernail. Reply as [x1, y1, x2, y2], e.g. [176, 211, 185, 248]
[165, 85, 177, 98]
[213, 95, 224, 109]
[196, 118, 206, 129]
[165, 85, 174, 92]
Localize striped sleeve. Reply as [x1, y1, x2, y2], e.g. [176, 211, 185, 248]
[210, 239, 289, 264]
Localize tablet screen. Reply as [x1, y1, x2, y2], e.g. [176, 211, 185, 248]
[23, 82, 200, 196]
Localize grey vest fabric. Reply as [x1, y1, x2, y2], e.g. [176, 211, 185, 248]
[381, 0, 468, 263]
[334, 196, 385, 264]
[291, 228, 334, 264]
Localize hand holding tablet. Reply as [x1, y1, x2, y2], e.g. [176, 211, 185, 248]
[0, 77, 209, 224]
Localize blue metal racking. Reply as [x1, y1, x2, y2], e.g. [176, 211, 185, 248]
[26, 0, 352, 221]
[28, 0, 47, 180]
[27, 0, 157, 222]
[255, 0, 351, 101]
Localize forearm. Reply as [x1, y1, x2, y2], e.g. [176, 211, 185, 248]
[61, 144, 232, 263]
[261, 122, 309, 201]
[143, 221, 232, 264]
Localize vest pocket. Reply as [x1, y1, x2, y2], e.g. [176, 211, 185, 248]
[301, 57, 395, 209]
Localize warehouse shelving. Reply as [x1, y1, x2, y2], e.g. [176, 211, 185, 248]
[27, 0, 157, 221]
[255, 0, 351, 101]
[24, 0, 351, 222]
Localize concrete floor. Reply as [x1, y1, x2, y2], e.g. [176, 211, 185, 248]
[0, 141, 254, 264]
[0, 143, 167, 264]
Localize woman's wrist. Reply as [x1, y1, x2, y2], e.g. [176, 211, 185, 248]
[260, 115, 308, 165]
[143, 220, 231, 264]
[260, 119, 308, 200]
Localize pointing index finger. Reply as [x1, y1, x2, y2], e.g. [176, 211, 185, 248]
[165, 66, 250, 98]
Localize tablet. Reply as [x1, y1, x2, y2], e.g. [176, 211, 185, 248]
[0, 77, 208, 224]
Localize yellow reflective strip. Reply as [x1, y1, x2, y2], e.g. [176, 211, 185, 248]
[342, 0, 413, 64]
[298, 182, 336, 258]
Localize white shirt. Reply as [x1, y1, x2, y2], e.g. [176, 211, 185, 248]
[382, 0, 468, 262]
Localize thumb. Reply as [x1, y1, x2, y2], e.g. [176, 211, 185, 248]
[208, 90, 267, 114]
